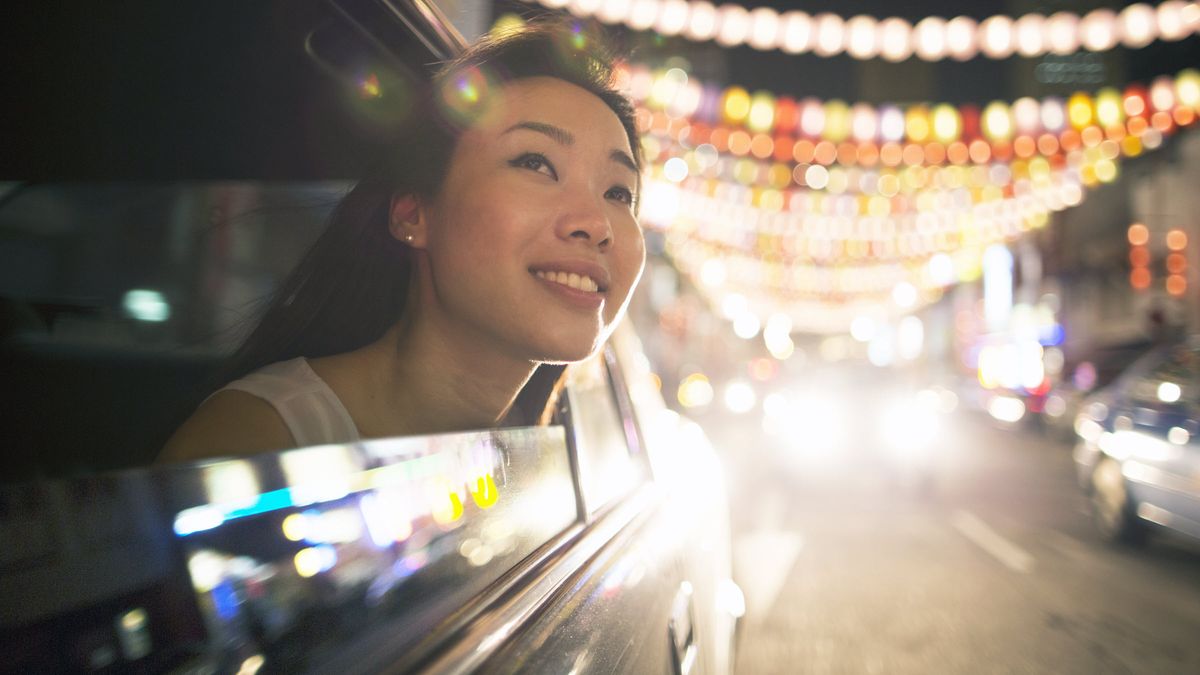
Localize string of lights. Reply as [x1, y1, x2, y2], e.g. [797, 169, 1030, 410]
[626, 67, 1200, 328]
[527, 0, 1200, 61]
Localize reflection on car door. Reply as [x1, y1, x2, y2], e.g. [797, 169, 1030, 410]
[465, 337, 726, 675]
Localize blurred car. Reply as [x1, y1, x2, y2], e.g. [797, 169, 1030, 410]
[1040, 340, 1153, 440]
[0, 1, 741, 672]
[1072, 337, 1200, 545]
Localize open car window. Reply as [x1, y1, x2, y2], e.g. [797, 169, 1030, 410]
[0, 426, 578, 673]
[564, 347, 649, 515]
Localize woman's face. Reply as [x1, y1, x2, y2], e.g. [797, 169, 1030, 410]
[409, 76, 645, 363]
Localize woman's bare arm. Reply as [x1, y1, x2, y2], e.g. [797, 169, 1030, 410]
[158, 390, 296, 464]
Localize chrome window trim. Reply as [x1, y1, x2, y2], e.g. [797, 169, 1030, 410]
[409, 482, 661, 675]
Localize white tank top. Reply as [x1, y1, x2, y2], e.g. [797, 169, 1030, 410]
[216, 357, 360, 447]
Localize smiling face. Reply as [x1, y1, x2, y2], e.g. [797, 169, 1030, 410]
[399, 76, 645, 364]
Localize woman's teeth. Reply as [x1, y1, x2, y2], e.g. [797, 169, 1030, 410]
[535, 270, 600, 292]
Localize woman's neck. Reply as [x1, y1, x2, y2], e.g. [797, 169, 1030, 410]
[356, 318, 537, 436]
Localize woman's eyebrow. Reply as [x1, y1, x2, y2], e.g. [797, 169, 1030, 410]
[504, 121, 638, 177]
[503, 121, 574, 146]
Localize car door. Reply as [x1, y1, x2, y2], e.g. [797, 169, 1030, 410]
[454, 327, 732, 675]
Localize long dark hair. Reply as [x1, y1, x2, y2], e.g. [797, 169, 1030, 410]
[222, 18, 643, 424]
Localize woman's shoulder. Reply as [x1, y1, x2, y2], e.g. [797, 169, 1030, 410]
[158, 366, 303, 464]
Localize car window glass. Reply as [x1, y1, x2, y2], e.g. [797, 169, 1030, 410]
[565, 350, 644, 515]
[0, 427, 579, 674]
[0, 183, 344, 479]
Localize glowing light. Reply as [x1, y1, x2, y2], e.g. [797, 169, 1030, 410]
[905, 106, 931, 143]
[1178, 69, 1200, 108]
[805, 164, 830, 189]
[914, 16, 948, 61]
[715, 4, 750, 47]
[1014, 13, 1045, 57]
[929, 253, 955, 285]
[781, 11, 814, 54]
[748, 8, 782, 51]
[721, 87, 751, 124]
[1131, 268, 1152, 289]
[1167, 229, 1188, 250]
[813, 13, 845, 56]
[982, 101, 1013, 141]
[187, 551, 225, 593]
[946, 16, 978, 60]
[656, 0, 690, 36]
[684, 1, 718, 41]
[723, 379, 757, 414]
[1046, 12, 1080, 54]
[1081, 9, 1118, 51]
[1168, 426, 1191, 445]
[359, 73, 382, 99]
[1067, 93, 1094, 129]
[1158, 381, 1182, 403]
[878, 18, 913, 62]
[850, 315, 876, 342]
[988, 395, 1026, 422]
[733, 313, 762, 339]
[1095, 88, 1124, 127]
[293, 545, 337, 578]
[1041, 97, 1066, 132]
[1120, 3, 1158, 48]
[700, 258, 726, 287]
[892, 281, 918, 308]
[1127, 223, 1149, 245]
[678, 373, 714, 408]
[979, 15, 1015, 59]
[747, 91, 776, 132]
[123, 289, 171, 322]
[846, 15, 878, 59]
[432, 488, 465, 526]
[282, 513, 307, 542]
[663, 157, 689, 182]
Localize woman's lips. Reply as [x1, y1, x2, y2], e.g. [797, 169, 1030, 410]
[531, 270, 605, 310]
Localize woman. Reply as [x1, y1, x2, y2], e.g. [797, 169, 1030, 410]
[160, 20, 645, 462]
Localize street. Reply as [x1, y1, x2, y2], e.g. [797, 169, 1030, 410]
[718, 412, 1200, 675]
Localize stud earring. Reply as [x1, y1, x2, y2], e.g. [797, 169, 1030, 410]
[404, 234, 414, 242]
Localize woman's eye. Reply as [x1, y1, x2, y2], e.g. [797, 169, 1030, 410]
[510, 153, 557, 179]
[606, 186, 635, 206]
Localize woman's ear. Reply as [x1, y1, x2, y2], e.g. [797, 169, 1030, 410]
[388, 193, 428, 249]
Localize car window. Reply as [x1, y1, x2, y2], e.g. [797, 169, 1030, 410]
[0, 426, 579, 674]
[565, 348, 647, 515]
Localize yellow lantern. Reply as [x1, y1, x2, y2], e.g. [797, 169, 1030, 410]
[931, 104, 962, 143]
[747, 91, 776, 133]
[1067, 92, 1095, 129]
[721, 86, 752, 125]
[1094, 88, 1124, 128]
[982, 101, 1014, 141]
[1177, 69, 1200, 109]
[905, 105, 932, 143]
[823, 100, 852, 142]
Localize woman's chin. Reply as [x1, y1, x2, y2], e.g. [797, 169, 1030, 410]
[529, 334, 604, 364]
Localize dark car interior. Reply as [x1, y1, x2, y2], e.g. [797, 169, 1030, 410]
[0, 0, 464, 483]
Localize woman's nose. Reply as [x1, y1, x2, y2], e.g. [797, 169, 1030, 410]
[555, 195, 613, 250]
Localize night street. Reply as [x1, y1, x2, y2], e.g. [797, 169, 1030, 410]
[719, 413, 1200, 675]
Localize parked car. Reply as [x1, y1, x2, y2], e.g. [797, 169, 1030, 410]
[1040, 339, 1153, 440]
[1072, 337, 1200, 545]
[0, 1, 742, 672]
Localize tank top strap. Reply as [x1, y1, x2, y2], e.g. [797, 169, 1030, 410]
[216, 357, 360, 447]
